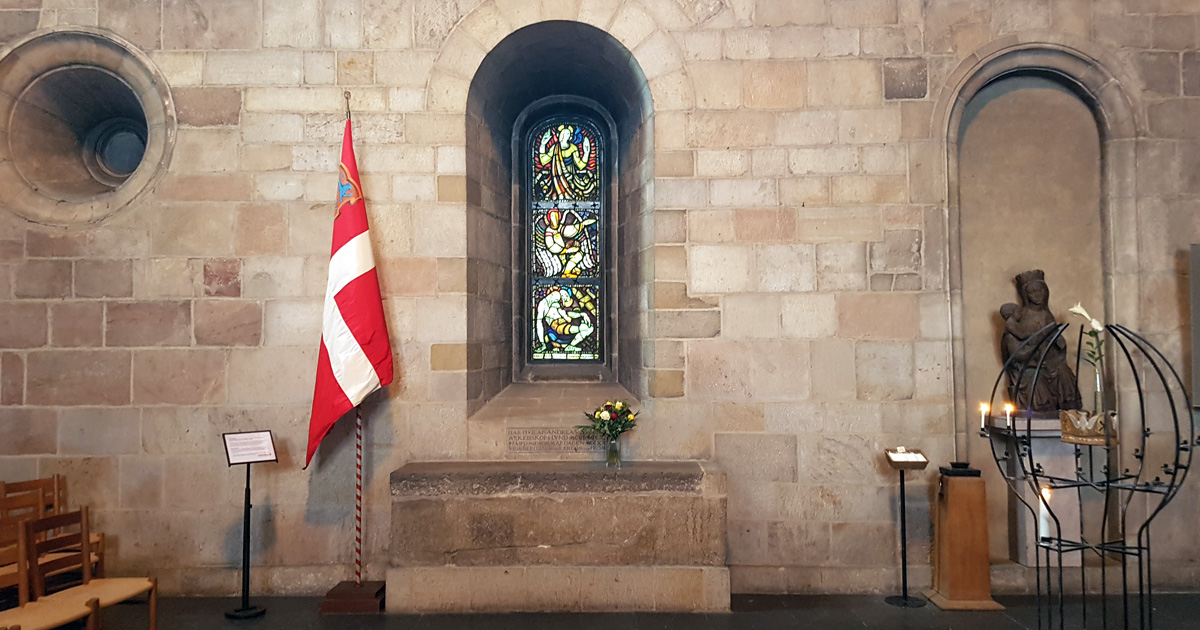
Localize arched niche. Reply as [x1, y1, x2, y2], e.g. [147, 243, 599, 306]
[464, 20, 654, 416]
[940, 43, 1141, 562]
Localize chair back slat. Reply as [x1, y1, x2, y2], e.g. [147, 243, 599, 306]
[35, 552, 88, 577]
[35, 532, 85, 556]
[22, 510, 80, 537]
[0, 492, 46, 521]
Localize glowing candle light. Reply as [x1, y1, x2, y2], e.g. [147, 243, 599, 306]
[980, 402, 989, 431]
[1004, 403, 1014, 429]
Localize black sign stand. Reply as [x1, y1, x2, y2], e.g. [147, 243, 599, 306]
[222, 430, 277, 621]
[226, 463, 266, 620]
[884, 447, 929, 608]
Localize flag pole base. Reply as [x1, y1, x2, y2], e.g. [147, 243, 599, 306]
[225, 605, 266, 620]
[318, 580, 386, 614]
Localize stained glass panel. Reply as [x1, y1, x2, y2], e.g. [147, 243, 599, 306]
[532, 124, 599, 202]
[531, 205, 600, 279]
[530, 283, 601, 361]
[528, 118, 605, 364]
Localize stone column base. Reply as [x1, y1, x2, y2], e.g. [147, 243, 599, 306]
[385, 565, 730, 613]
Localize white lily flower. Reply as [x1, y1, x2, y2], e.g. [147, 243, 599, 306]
[1069, 302, 1104, 332]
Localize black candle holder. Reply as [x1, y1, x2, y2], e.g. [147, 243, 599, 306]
[983, 322, 1195, 630]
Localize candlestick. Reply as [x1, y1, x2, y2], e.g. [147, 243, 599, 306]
[1004, 403, 1014, 429]
[979, 402, 989, 431]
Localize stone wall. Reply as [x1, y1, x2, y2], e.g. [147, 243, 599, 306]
[0, 0, 1198, 596]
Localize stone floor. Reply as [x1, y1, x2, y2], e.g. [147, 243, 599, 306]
[95, 593, 1200, 629]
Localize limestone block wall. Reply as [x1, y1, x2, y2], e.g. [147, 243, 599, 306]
[0, 0, 1198, 596]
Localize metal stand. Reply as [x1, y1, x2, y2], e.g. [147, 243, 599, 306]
[226, 463, 265, 620]
[886, 469, 926, 608]
[985, 322, 1195, 629]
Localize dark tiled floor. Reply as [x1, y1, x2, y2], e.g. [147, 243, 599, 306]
[95, 593, 1200, 630]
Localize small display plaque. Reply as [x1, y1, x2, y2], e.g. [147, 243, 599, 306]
[223, 430, 278, 466]
[885, 446, 929, 471]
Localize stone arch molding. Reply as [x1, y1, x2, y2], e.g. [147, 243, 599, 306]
[426, 0, 696, 114]
[935, 35, 1145, 457]
[935, 35, 1144, 145]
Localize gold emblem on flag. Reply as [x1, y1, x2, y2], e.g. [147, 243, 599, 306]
[336, 163, 363, 219]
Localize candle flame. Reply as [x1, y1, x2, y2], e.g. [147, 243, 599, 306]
[1040, 486, 1052, 501]
[980, 402, 989, 413]
[1003, 403, 1014, 414]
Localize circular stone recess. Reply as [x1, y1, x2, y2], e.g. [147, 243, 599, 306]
[0, 28, 175, 225]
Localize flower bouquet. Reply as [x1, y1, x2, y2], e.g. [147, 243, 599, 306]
[577, 400, 638, 467]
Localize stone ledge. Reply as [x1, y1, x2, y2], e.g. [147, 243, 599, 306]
[385, 565, 730, 613]
[391, 460, 720, 496]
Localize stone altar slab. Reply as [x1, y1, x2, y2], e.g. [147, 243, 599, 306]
[387, 460, 729, 612]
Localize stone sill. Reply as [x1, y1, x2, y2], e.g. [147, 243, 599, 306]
[391, 460, 723, 497]
[469, 381, 640, 423]
[386, 565, 730, 613]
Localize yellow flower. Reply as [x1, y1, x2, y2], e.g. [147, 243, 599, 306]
[615, 401, 624, 410]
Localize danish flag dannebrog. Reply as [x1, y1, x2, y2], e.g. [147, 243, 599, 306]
[305, 119, 393, 468]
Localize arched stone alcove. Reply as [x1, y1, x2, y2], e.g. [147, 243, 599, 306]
[938, 41, 1141, 562]
[463, 20, 655, 416]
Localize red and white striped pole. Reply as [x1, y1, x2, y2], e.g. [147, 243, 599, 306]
[354, 408, 363, 586]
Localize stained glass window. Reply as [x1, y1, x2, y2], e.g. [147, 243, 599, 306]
[528, 119, 604, 363]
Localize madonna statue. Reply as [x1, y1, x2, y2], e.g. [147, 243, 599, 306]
[999, 270, 1082, 414]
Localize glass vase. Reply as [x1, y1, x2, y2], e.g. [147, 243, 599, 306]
[606, 437, 621, 468]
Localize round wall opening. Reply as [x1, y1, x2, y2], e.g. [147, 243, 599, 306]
[0, 28, 175, 225]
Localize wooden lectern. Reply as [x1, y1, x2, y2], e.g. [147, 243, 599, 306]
[925, 464, 1004, 610]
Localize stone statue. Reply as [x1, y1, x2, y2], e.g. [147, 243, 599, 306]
[999, 270, 1082, 413]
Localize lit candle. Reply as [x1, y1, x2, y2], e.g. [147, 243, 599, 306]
[1004, 403, 1014, 429]
[980, 402, 989, 431]
[1038, 486, 1053, 540]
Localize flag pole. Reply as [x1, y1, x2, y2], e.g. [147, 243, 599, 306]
[344, 88, 363, 589]
[354, 407, 363, 587]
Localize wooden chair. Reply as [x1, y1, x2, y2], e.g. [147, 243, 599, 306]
[1, 477, 104, 578]
[0, 493, 46, 592]
[7, 508, 154, 630]
[0, 477, 65, 518]
[0, 506, 96, 630]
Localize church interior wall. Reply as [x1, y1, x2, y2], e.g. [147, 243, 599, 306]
[0, 0, 1198, 596]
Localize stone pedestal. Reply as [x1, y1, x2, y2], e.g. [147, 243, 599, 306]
[387, 461, 729, 612]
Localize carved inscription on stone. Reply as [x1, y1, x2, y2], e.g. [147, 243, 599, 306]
[506, 427, 602, 454]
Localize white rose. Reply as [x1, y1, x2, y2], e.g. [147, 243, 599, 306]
[600, 411, 611, 420]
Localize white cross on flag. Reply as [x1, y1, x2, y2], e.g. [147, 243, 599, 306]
[305, 119, 394, 468]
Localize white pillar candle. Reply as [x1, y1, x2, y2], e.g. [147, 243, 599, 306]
[980, 402, 989, 431]
[1004, 403, 1014, 429]
[1038, 486, 1052, 540]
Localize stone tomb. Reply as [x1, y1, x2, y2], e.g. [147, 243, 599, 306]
[387, 461, 729, 612]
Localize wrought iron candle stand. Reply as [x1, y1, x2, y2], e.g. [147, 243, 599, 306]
[983, 322, 1195, 630]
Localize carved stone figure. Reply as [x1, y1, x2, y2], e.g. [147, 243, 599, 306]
[999, 270, 1083, 413]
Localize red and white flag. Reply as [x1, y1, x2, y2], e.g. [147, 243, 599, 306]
[305, 119, 393, 468]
